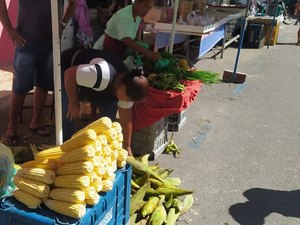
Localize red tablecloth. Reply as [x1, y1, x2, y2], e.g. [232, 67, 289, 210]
[132, 80, 202, 131]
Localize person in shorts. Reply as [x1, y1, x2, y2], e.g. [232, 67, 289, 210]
[0, 0, 75, 145]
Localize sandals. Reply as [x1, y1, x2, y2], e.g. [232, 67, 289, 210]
[2, 134, 18, 146]
[29, 126, 50, 137]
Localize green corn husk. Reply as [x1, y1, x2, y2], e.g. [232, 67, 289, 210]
[180, 194, 194, 215]
[148, 195, 167, 225]
[147, 187, 193, 198]
[133, 175, 149, 187]
[149, 178, 164, 189]
[130, 213, 138, 225]
[171, 198, 184, 212]
[164, 194, 174, 209]
[163, 177, 182, 187]
[130, 182, 150, 215]
[141, 196, 160, 217]
[127, 157, 164, 182]
[131, 179, 141, 189]
[165, 207, 180, 225]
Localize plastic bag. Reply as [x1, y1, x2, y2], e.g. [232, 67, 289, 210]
[0, 144, 17, 197]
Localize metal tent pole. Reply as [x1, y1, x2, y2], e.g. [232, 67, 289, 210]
[168, 0, 179, 53]
[267, 0, 279, 49]
[51, 0, 63, 145]
[232, 0, 251, 81]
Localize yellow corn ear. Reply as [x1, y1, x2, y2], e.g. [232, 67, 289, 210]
[111, 121, 122, 133]
[56, 161, 94, 176]
[50, 188, 85, 204]
[94, 164, 106, 176]
[102, 170, 115, 180]
[109, 140, 120, 151]
[93, 140, 102, 153]
[60, 129, 97, 152]
[17, 167, 56, 185]
[101, 128, 117, 143]
[91, 155, 101, 167]
[34, 146, 63, 161]
[44, 199, 86, 218]
[117, 160, 126, 168]
[89, 171, 99, 183]
[141, 196, 160, 217]
[116, 132, 123, 142]
[117, 149, 128, 162]
[74, 116, 112, 137]
[85, 193, 100, 205]
[13, 189, 42, 209]
[21, 159, 56, 170]
[60, 145, 96, 163]
[54, 175, 90, 189]
[92, 176, 103, 192]
[13, 175, 50, 198]
[97, 134, 108, 146]
[101, 179, 113, 192]
[84, 186, 97, 199]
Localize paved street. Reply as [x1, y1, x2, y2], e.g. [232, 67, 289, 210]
[157, 21, 300, 224]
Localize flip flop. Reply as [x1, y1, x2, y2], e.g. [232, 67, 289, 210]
[2, 134, 18, 146]
[29, 126, 50, 137]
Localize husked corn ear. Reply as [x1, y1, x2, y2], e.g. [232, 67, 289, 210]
[91, 155, 101, 167]
[60, 129, 97, 152]
[45, 199, 86, 218]
[102, 128, 117, 143]
[13, 189, 42, 209]
[117, 149, 128, 162]
[56, 161, 94, 176]
[89, 171, 99, 183]
[74, 116, 112, 137]
[110, 148, 119, 159]
[103, 169, 115, 180]
[97, 134, 108, 146]
[54, 175, 90, 189]
[60, 145, 96, 163]
[50, 188, 85, 204]
[17, 168, 55, 184]
[34, 146, 63, 161]
[102, 179, 113, 192]
[92, 176, 103, 192]
[109, 140, 120, 151]
[107, 159, 117, 172]
[93, 140, 102, 153]
[112, 122, 122, 133]
[13, 175, 50, 198]
[102, 145, 112, 156]
[94, 164, 106, 176]
[116, 132, 123, 142]
[21, 159, 56, 170]
[84, 186, 97, 199]
[117, 160, 126, 168]
[85, 193, 100, 205]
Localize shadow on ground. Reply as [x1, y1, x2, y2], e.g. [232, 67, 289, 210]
[229, 188, 300, 225]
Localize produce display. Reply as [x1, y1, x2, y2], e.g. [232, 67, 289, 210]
[12, 117, 128, 219]
[127, 155, 194, 225]
[143, 52, 220, 92]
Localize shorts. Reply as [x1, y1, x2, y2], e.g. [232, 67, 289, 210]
[13, 42, 54, 94]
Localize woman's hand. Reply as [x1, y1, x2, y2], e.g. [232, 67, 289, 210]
[67, 101, 81, 121]
[7, 28, 26, 47]
[147, 51, 161, 61]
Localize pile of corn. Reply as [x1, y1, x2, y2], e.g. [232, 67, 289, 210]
[127, 155, 194, 225]
[13, 117, 128, 219]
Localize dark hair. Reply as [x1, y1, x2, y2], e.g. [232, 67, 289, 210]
[122, 68, 148, 102]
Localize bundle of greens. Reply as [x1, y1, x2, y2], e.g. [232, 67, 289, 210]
[149, 73, 185, 92]
[182, 70, 220, 84]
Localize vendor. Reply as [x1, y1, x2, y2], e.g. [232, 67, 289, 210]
[61, 48, 149, 155]
[93, 0, 161, 61]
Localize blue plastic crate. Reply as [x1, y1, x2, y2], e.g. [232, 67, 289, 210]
[0, 165, 132, 225]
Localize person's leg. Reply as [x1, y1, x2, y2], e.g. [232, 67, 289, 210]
[29, 44, 53, 136]
[3, 47, 36, 145]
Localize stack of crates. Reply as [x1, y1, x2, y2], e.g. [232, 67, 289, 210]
[131, 117, 168, 160]
[0, 165, 132, 225]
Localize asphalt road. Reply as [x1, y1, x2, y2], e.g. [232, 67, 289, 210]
[156, 21, 300, 225]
